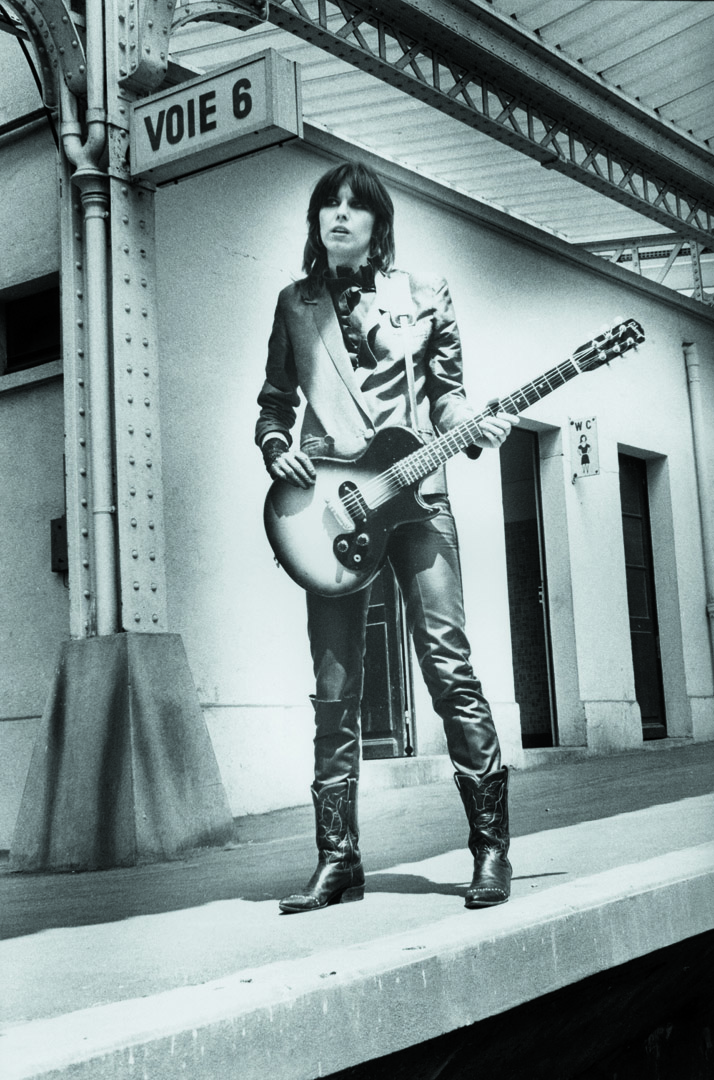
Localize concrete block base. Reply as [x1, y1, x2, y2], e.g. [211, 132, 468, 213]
[9, 634, 234, 873]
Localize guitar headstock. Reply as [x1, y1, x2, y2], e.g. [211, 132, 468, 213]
[576, 319, 645, 372]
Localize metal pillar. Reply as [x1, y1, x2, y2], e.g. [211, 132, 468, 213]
[101, 3, 172, 633]
[6, 0, 235, 871]
[109, 177, 170, 631]
[103, 0, 266, 630]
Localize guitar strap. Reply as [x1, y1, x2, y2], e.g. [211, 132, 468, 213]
[385, 271, 418, 430]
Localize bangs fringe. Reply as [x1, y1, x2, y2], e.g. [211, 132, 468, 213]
[301, 162, 396, 299]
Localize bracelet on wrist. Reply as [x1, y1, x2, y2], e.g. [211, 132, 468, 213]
[262, 437, 289, 474]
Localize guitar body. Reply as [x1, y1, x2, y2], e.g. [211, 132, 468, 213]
[264, 427, 438, 596]
[263, 319, 645, 598]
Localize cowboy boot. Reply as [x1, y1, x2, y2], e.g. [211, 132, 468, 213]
[279, 778, 365, 914]
[454, 767, 511, 908]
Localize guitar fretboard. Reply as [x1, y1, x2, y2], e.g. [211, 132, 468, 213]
[336, 319, 642, 520]
[390, 355, 584, 488]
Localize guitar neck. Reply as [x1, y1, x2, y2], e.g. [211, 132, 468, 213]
[392, 354, 583, 486]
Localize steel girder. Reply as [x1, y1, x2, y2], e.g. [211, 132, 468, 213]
[579, 235, 714, 307]
[264, 0, 714, 252]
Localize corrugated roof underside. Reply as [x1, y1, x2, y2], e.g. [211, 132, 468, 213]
[170, 0, 714, 246]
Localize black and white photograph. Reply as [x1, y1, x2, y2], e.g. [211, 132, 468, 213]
[1, 2, 713, 1078]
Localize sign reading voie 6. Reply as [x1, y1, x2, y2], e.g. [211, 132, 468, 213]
[131, 50, 302, 184]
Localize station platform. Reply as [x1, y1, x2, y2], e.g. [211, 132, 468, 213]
[1, 741, 713, 1080]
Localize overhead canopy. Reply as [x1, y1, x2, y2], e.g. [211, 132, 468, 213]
[1, 0, 712, 304]
[168, 0, 714, 305]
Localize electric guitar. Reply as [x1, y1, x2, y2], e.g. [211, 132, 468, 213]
[264, 319, 645, 597]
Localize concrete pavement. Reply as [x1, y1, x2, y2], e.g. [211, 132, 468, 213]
[1, 741, 713, 1079]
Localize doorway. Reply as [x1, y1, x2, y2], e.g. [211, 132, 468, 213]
[361, 565, 415, 759]
[500, 428, 557, 747]
[618, 454, 667, 739]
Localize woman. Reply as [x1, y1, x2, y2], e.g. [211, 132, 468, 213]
[256, 160, 517, 914]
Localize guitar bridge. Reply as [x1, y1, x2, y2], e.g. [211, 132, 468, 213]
[325, 479, 369, 533]
[325, 498, 354, 532]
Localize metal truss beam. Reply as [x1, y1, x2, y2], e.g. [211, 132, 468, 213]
[581, 235, 714, 308]
[266, 0, 714, 249]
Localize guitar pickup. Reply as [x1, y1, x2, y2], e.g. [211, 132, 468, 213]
[338, 480, 369, 522]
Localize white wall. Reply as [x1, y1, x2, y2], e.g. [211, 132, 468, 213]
[154, 139, 714, 812]
[2, 126, 713, 839]
[0, 33, 44, 127]
[0, 380, 68, 843]
[0, 40, 66, 845]
[1, 23, 712, 843]
[0, 131, 59, 292]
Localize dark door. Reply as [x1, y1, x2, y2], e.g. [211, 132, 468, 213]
[361, 565, 415, 759]
[500, 428, 557, 747]
[618, 454, 667, 739]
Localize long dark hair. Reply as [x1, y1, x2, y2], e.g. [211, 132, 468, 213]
[301, 161, 395, 298]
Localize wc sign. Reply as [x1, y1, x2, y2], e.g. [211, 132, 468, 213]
[130, 50, 302, 185]
[570, 416, 600, 480]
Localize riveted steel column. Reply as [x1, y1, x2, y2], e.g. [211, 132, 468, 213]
[56, 0, 121, 637]
[110, 178, 168, 631]
[10, 1, 234, 874]
[105, 1, 169, 632]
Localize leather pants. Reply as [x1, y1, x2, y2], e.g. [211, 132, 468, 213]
[307, 496, 502, 789]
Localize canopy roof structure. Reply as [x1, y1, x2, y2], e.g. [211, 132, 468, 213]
[1, 1, 712, 304]
[167, 0, 714, 305]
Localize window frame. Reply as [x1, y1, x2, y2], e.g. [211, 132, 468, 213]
[0, 274, 62, 391]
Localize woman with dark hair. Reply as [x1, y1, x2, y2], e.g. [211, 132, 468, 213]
[256, 160, 517, 914]
[301, 161, 396, 297]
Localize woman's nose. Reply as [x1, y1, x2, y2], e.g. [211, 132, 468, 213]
[336, 201, 349, 218]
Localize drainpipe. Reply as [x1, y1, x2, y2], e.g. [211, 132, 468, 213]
[684, 342, 714, 654]
[60, 4, 119, 636]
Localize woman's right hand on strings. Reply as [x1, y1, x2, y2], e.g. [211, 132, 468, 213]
[268, 447, 317, 488]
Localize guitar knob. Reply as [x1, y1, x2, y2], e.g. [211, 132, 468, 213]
[336, 539, 349, 554]
[356, 533, 369, 548]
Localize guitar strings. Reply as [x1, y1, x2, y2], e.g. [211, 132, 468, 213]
[340, 354, 586, 518]
[338, 324, 637, 521]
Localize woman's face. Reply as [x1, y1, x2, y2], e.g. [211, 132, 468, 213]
[319, 182, 376, 271]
